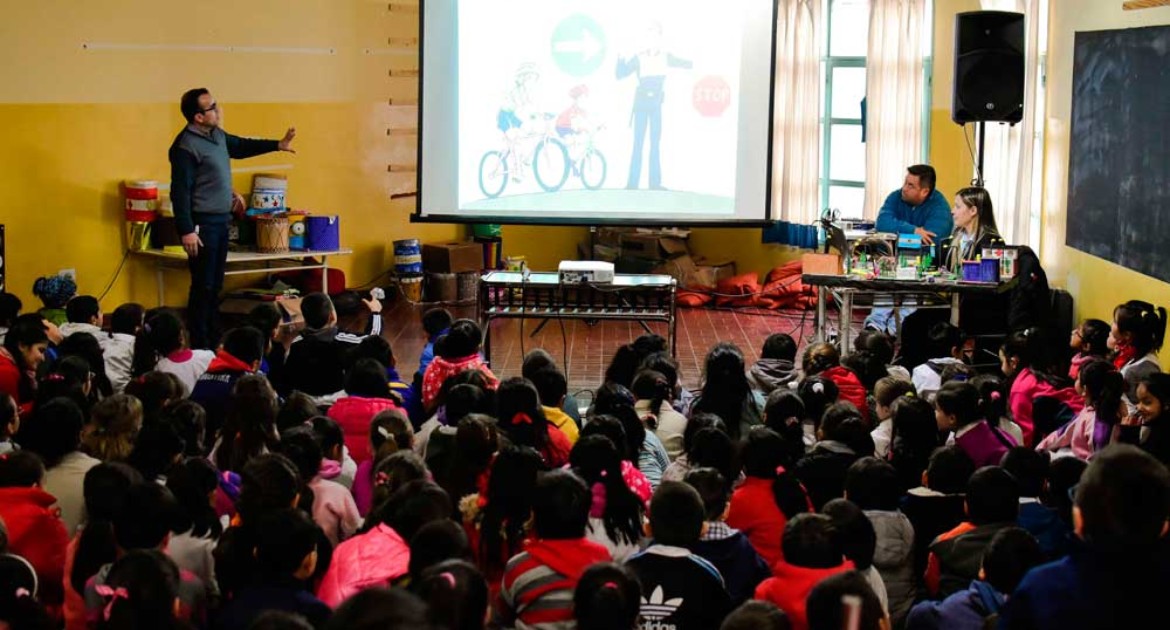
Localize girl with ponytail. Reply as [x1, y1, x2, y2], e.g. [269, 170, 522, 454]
[726, 427, 811, 567]
[573, 562, 642, 630]
[1001, 328, 1084, 446]
[631, 368, 688, 460]
[1110, 300, 1168, 412]
[1038, 359, 1126, 460]
[569, 434, 645, 561]
[496, 377, 571, 467]
[131, 310, 213, 397]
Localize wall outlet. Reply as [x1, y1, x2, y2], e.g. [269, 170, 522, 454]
[59, 268, 77, 282]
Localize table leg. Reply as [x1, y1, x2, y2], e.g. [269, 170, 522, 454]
[840, 291, 854, 357]
[950, 292, 961, 326]
[156, 264, 165, 307]
[815, 286, 827, 344]
[321, 256, 329, 294]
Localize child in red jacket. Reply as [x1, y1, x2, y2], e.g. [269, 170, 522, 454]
[0, 450, 68, 609]
[754, 513, 853, 630]
[803, 343, 870, 425]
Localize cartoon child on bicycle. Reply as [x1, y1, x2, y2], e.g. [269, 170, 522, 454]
[497, 61, 542, 142]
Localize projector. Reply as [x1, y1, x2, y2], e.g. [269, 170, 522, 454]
[558, 260, 615, 284]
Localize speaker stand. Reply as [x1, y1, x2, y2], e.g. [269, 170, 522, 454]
[973, 121, 987, 187]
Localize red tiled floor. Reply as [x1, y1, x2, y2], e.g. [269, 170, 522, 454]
[377, 297, 822, 395]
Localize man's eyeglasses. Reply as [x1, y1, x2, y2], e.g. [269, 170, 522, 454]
[198, 102, 218, 115]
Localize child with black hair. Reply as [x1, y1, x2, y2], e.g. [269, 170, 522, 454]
[754, 513, 854, 630]
[57, 332, 115, 401]
[912, 322, 971, 401]
[127, 421, 186, 482]
[461, 445, 545, 595]
[1120, 372, 1170, 466]
[805, 571, 888, 630]
[328, 358, 404, 464]
[159, 399, 208, 457]
[594, 382, 671, 489]
[1000, 445, 1170, 629]
[797, 376, 840, 451]
[497, 376, 572, 467]
[36, 355, 94, 414]
[165, 457, 221, 596]
[350, 335, 421, 423]
[574, 562, 643, 630]
[887, 395, 942, 492]
[723, 602, 793, 630]
[210, 375, 280, 473]
[421, 318, 498, 410]
[795, 404, 868, 510]
[248, 302, 287, 386]
[628, 481, 733, 630]
[0, 392, 18, 454]
[844, 458, 914, 625]
[662, 411, 726, 482]
[431, 413, 497, 515]
[691, 342, 765, 441]
[131, 309, 214, 397]
[95, 550, 186, 630]
[0, 549, 54, 630]
[1000, 328, 1083, 446]
[59, 295, 105, 344]
[871, 377, 916, 459]
[0, 291, 22, 344]
[728, 427, 810, 567]
[495, 469, 611, 628]
[123, 370, 184, 426]
[189, 325, 265, 440]
[925, 466, 1020, 598]
[0, 314, 50, 415]
[103, 302, 144, 394]
[685, 467, 771, 606]
[749, 332, 800, 396]
[907, 527, 1042, 630]
[84, 482, 209, 625]
[277, 391, 320, 432]
[414, 369, 493, 458]
[579, 414, 655, 505]
[640, 350, 693, 414]
[531, 365, 580, 444]
[417, 306, 453, 381]
[280, 427, 361, 546]
[523, 348, 585, 427]
[414, 559, 489, 630]
[570, 434, 645, 561]
[407, 519, 472, 585]
[321, 588, 430, 630]
[763, 389, 812, 465]
[1109, 300, 1168, 413]
[999, 447, 1069, 559]
[282, 291, 383, 398]
[352, 408, 414, 516]
[821, 499, 889, 616]
[935, 381, 1017, 468]
[1068, 318, 1110, 380]
[900, 446, 974, 580]
[970, 373, 1025, 445]
[0, 450, 68, 609]
[1036, 359, 1124, 460]
[218, 508, 331, 630]
[801, 343, 870, 424]
[308, 415, 357, 489]
[632, 368, 687, 459]
[603, 334, 668, 390]
[1044, 455, 1085, 530]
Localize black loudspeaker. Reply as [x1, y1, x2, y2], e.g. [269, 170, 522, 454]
[952, 11, 1026, 124]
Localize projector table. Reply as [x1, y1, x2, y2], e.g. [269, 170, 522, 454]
[478, 271, 678, 365]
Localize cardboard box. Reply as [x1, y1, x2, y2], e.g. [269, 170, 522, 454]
[620, 233, 690, 260]
[656, 255, 698, 285]
[801, 252, 842, 276]
[592, 243, 620, 262]
[423, 241, 483, 273]
[615, 256, 660, 275]
[595, 226, 629, 247]
[691, 259, 737, 288]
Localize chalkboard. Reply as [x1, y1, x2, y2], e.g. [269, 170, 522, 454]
[1066, 24, 1170, 282]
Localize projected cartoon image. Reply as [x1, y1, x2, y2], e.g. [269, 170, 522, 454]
[459, 0, 744, 215]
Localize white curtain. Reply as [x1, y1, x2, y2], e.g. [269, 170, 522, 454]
[771, 0, 823, 224]
[979, 0, 1042, 248]
[863, 0, 929, 219]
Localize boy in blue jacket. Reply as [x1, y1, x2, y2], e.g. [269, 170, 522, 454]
[684, 467, 771, 606]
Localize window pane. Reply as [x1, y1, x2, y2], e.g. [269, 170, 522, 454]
[831, 67, 866, 120]
[829, 123, 866, 182]
[829, 186, 866, 219]
[830, 0, 869, 58]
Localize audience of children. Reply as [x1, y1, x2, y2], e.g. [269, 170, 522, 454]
[911, 323, 971, 401]
[2, 287, 1170, 630]
[283, 292, 383, 399]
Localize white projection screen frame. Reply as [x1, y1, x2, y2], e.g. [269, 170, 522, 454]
[415, 0, 779, 226]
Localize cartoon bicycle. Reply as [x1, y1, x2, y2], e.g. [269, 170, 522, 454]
[478, 113, 571, 199]
[569, 123, 607, 191]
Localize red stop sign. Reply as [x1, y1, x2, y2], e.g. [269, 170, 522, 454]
[692, 76, 732, 117]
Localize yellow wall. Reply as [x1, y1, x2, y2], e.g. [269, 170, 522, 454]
[1040, 1, 1170, 355]
[0, 0, 585, 309]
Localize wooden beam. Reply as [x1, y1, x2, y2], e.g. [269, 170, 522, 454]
[1124, 0, 1170, 10]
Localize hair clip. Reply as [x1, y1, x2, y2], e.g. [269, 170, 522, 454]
[377, 426, 393, 439]
[143, 322, 152, 334]
[43, 373, 65, 382]
[512, 412, 533, 425]
[375, 471, 391, 486]
[812, 382, 824, 395]
[904, 391, 915, 398]
[439, 572, 457, 588]
[15, 587, 30, 599]
[602, 581, 619, 590]
[989, 391, 1002, 401]
[94, 585, 129, 621]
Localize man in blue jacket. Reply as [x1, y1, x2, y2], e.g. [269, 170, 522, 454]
[867, 164, 953, 333]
